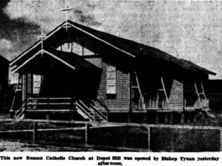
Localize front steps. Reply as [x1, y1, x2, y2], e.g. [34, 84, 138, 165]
[13, 97, 108, 122]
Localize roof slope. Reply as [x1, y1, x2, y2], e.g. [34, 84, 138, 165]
[179, 59, 214, 75]
[10, 20, 215, 75]
[47, 48, 100, 70]
[68, 21, 215, 75]
[12, 48, 100, 73]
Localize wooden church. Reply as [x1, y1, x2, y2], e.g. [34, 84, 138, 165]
[10, 20, 216, 123]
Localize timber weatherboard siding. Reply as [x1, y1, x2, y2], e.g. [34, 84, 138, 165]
[97, 60, 130, 110]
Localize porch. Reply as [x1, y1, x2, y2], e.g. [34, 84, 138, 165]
[15, 97, 107, 121]
[10, 48, 107, 122]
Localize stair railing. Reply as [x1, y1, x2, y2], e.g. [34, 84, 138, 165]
[92, 99, 109, 120]
[15, 99, 27, 119]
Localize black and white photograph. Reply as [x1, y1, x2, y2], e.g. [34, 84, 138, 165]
[0, 0, 222, 164]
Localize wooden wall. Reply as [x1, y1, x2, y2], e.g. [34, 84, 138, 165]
[97, 60, 130, 112]
[19, 55, 209, 113]
[95, 59, 197, 112]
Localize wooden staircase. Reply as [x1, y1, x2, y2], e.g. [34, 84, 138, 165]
[76, 99, 107, 122]
[12, 97, 107, 122]
[14, 101, 26, 119]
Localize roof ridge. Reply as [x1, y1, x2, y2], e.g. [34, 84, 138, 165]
[10, 19, 215, 75]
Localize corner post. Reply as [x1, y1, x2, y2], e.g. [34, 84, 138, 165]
[33, 122, 38, 143]
[128, 71, 133, 123]
[85, 123, 90, 145]
[220, 129, 222, 151]
[147, 125, 151, 151]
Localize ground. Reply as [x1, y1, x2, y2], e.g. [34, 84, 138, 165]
[0, 112, 222, 152]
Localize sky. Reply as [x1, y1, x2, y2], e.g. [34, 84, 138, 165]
[1, 0, 222, 79]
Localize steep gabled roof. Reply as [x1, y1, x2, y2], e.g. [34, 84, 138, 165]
[12, 48, 100, 73]
[10, 20, 216, 75]
[10, 21, 67, 66]
[10, 21, 135, 67]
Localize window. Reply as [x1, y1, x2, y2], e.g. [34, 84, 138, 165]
[106, 65, 116, 95]
[33, 75, 42, 95]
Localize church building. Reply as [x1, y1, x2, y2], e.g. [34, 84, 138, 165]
[10, 20, 215, 123]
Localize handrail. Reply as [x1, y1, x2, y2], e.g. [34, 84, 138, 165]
[76, 103, 94, 121]
[78, 99, 92, 111]
[26, 97, 77, 113]
[94, 99, 110, 112]
[16, 109, 25, 118]
[10, 75, 22, 112]
[77, 99, 107, 121]
[27, 97, 75, 104]
[92, 99, 110, 120]
[89, 103, 106, 120]
[28, 103, 72, 105]
[78, 99, 106, 120]
[28, 97, 72, 100]
[16, 99, 27, 113]
[15, 99, 27, 118]
[18, 97, 107, 121]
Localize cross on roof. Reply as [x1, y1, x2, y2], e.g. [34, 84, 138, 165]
[37, 30, 46, 55]
[60, 5, 74, 31]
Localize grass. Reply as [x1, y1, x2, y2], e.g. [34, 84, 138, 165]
[89, 126, 148, 149]
[88, 125, 220, 152]
[151, 127, 220, 152]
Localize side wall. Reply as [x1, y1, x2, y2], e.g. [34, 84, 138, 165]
[97, 60, 130, 112]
